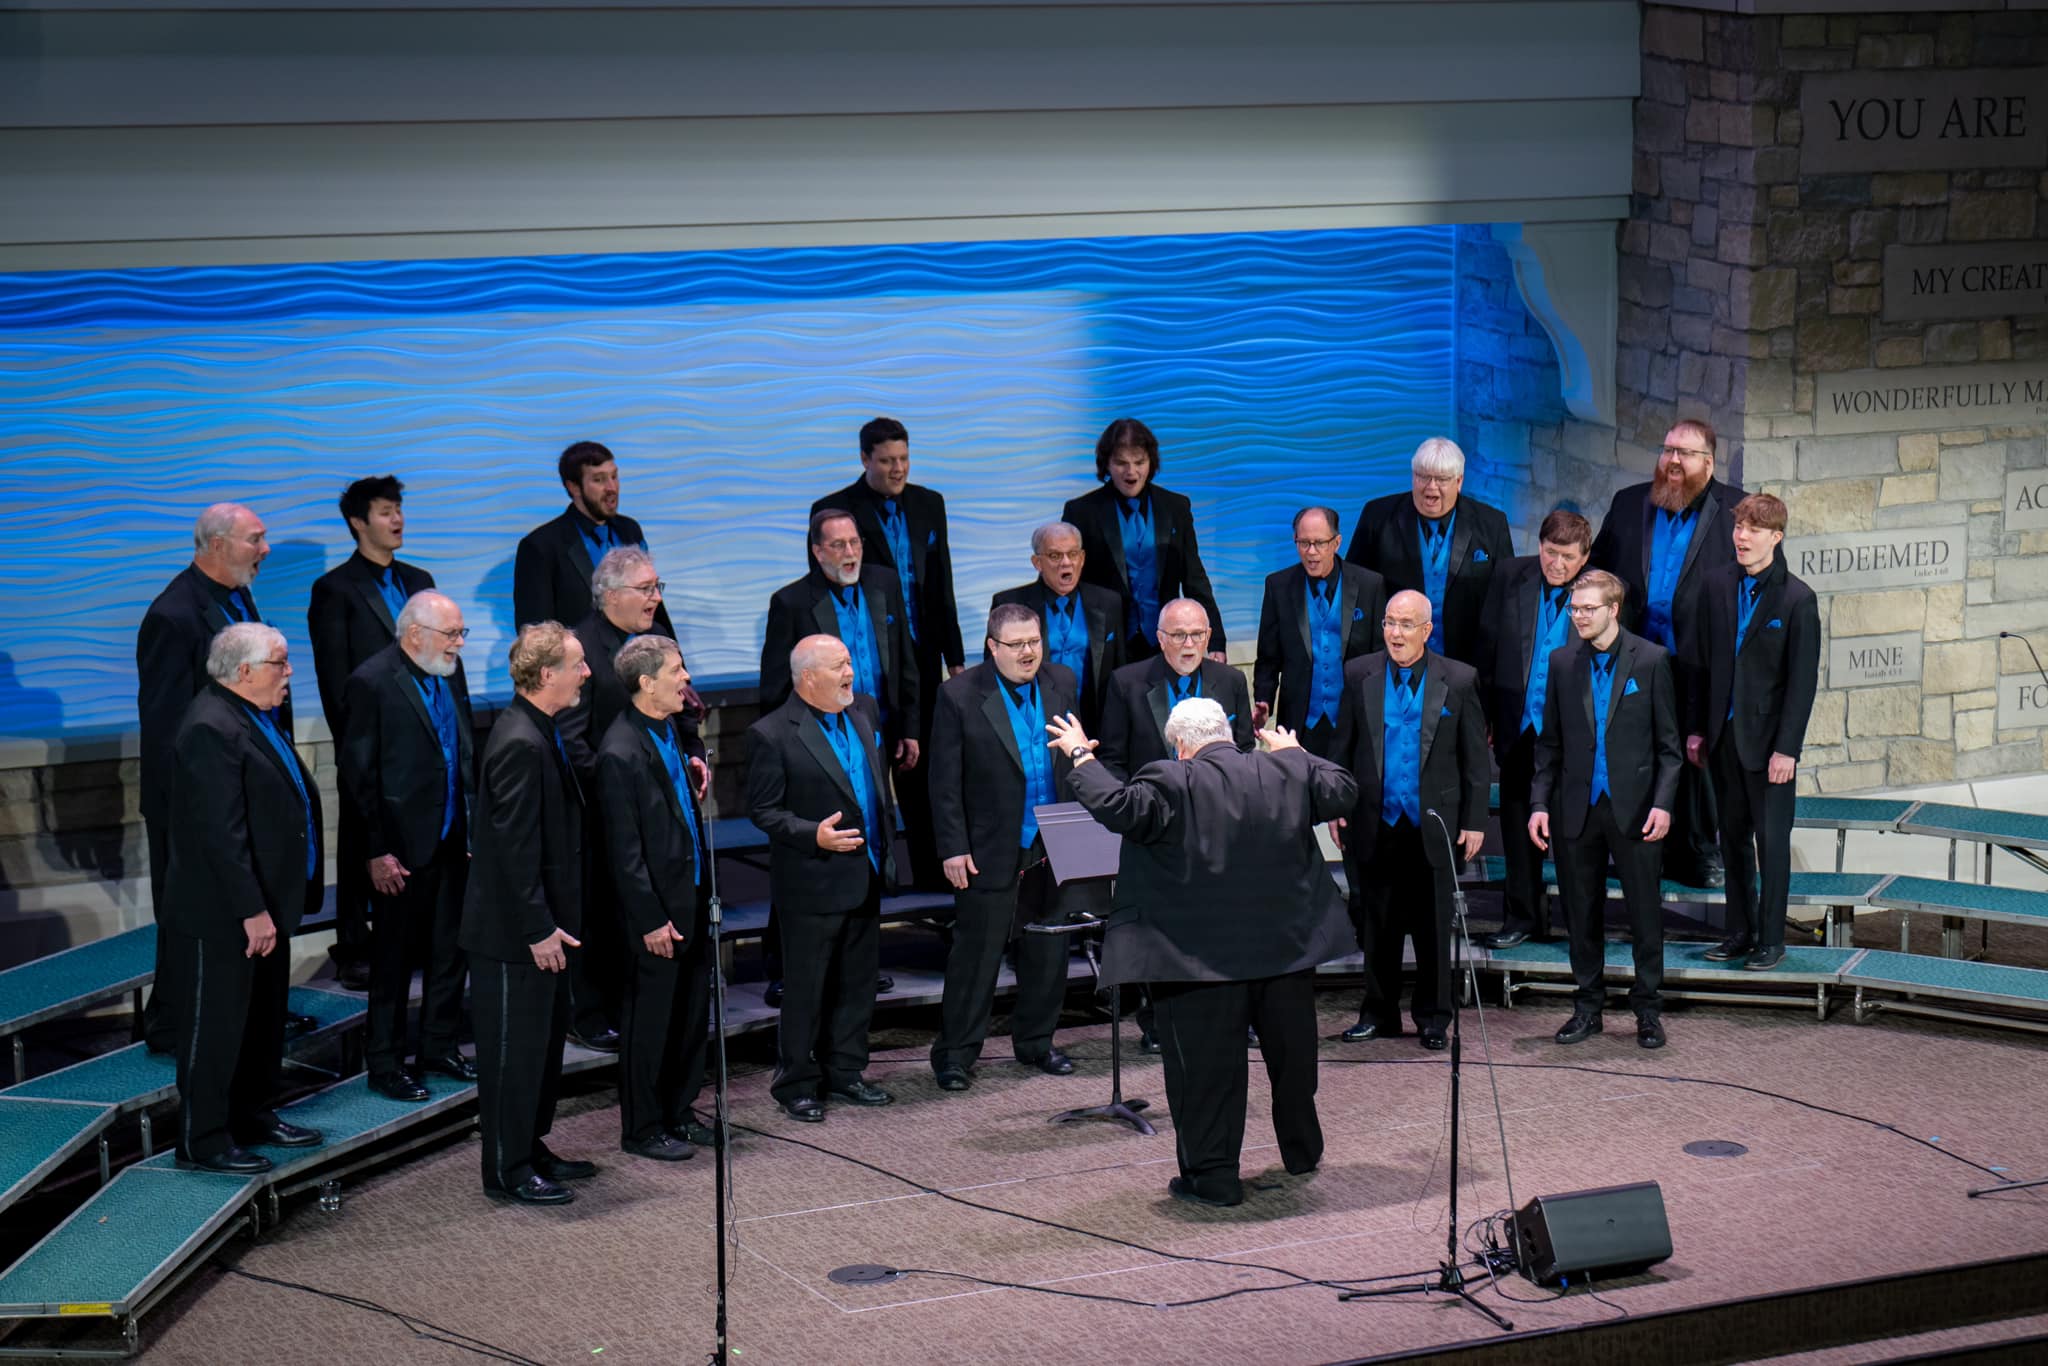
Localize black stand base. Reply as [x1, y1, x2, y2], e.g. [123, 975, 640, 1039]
[1047, 980, 1155, 1136]
[1969, 1174, 2048, 1197]
[1340, 1259, 1514, 1330]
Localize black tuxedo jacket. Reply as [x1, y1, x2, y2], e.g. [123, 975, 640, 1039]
[745, 693, 897, 914]
[928, 662, 1080, 890]
[1331, 649, 1489, 864]
[1344, 491, 1513, 667]
[1072, 743, 1355, 986]
[160, 683, 323, 947]
[597, 710, 711, 941]
[759, 566, 920, 743]
[1590, 476, 1742, 647]
[512, 505, 673, 635]
[337, 643, 477, 872]
[1061, 482, 1227, 650]
[1097, 656, 1253, 780]
[308, 551, 435, 737]
[557, 610, 704, 787]
[136, 566, 293, 827]
[811, 479, 965, 671]
[1532, 629, 1683, 842]
[1687, 555, 1822, 768]
[1476, 555, 1577, 759]
[989, 578, 1127, 728]
[459, 696, 585, 962]
[1252, 563, 1389, 732]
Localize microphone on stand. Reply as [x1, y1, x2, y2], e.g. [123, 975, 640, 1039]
[2000, 631, 2048, 693]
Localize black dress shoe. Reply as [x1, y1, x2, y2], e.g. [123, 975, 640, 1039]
[492, 1174, 574, 1205]
[419, 1052, 478, 1081]
[1699, 859, 1726, 888]
[1419, 1029, 1448, 1052]
[781, 1096, 826, 1122]
[180, 1146, 272, 1175]
[369, 1072, 429, 1102]
[623, 1132, 695, 1161]
[1703, 936, 1753, 962]
[1137, 1029, 1163, 1055]
[1744, 945, 1787, 971]
[828, 1078, 895, 1106]
[875, 973, 895, 993]
[763, 980, 785, 1008]
[239, 1120, 322, 1148]
[337, 959, 371, 991]
[1340, 1019, 1393, 1042]
[934, 1068, 972, 1092]
[1636, 1016, 1667, 1049]
[283, 1012, 320, 1039]
[1167, 1176, 1243, 1208]
[671, 1120, 719, 1148]
[1479, 930, 1529, 949]
[533, 1148, 597, 1182]
[1554, 1013, 1603, 1046]
[568, 1027, 620, 1053]
[1023, 1048, 1075, 1076]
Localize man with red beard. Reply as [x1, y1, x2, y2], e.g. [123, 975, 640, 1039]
[1588, 418, 1741, 888]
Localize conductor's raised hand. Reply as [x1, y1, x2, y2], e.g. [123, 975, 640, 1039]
[1257, 724, 1301, 752]
[815, 810, 865, 853]
[1044, 711, 1096, 758]
[1527, 811, 1551, 852]
[942, 853, 980, 890]
[530, 927, 580, 973]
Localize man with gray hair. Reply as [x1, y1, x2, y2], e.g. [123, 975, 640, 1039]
[137, 502, 310, 1052]
[1344, 436, 1513, 667]
[338, 591, 478, 1102]
[163, 622, 325, 1173]
[1048, 700, 1357, 1208]
[991, 520, 1126, 729]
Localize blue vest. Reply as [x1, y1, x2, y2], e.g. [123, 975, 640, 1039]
[998, 679, 1054, 848]
[1119, 496, 1161, 640]
[1590, 651, 1617, 806]
[1381, 663, 1424, 827]
[877, 498, 920, 644]
[1044, 593, 1088, 691]
[1418, 512, 1456, 653]
[1645, 507, 1698, 649]
[829, 583, 885, 716]
[413, 671, 460, 841]
[1521, 587, 1572, 736]
[649, 720, 705, 885]
[246, 705, 317, 878]
[1304, 576, 1345, 728]
[818, 710, 882, 872]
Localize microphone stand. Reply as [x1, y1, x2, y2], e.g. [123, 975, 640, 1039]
[700, 760, 733, 1366]
[1342, 809, 1513, 1331]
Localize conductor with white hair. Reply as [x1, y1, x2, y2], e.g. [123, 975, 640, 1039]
[1343, 437, 1514, 666]
[1048, 698, 1358, 1209]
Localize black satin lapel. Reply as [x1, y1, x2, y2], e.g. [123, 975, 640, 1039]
[1518, 572, 1542, 681]
[981, 686, 1024, 773]
[1419, 661, 1448, 765]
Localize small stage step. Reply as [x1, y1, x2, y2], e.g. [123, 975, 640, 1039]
[1844, 948, 2048, 1017]
[0, 927, 156, 1084]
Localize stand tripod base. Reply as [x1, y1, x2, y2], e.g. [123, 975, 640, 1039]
[1340, 1260, 1513, 1330]
[1049, 1096, 1155, 1136]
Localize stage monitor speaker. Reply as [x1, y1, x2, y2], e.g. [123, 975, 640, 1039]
[1513, 1181, 1671, 1285]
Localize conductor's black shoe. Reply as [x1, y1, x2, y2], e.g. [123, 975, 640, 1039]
[781, 1097, 826, 1122]
[239, 1120, 322, 1148]
[934, 1068, 972, 1092]
[763, 980, 785, 1008]
[283, 1012, 320, 1039]
[1636, 1016, 1667, 1050]
[1137, 1029, 1163, 1054]
[568, 1027, 620, 1053]
[420, 1052, 478, 1081]
[1340, 1019, 1391, 1042]
[492, 1174, 573, 1206]
[533, 1148, 597, 1182]
[1167, 1176, 1243, 1208]
[623, 1132, 695, 1161]
[829, 1079, 895, 1107]
[1023, 1048, 1075, 1076]
[1479, 930, 1528, 950]
[1703, 936, 1753, 962]
[179, 1146, 272, 1175]
[1744, 945, 1787, 971]
[875, 973, 895, 993]
[1554, 1012, 1603, 1046]
[369, 1071, 429, 1102]
[1419, 1029, 1448, 1052]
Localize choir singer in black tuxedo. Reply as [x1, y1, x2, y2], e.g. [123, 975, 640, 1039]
[458, 623, 597, 1205]
[746, 635, 899, 1123]
[1344, 437, 1512, 667]
[165, 623, 324, 1173]
[337, 591, 477, 1103]
[1686, 494, 1820, 973]
[1253, 506, 1388, 758]
[1474, 509, 1592, 949]
[1098, 598, 1252, 779]
[927, 604, 1084, 1090]
[810, 418, 965, 889]
[1331, 591, 1489, 1048]
[1049, 699, 1357, 1208]
[598, 634, 715, 1160]
[990, 520, 1126, 730]
[310, 475, 434, 989]
[514, 441, 674, 635]
[1530, 570, 1683, 1050]
[1062, 418, 1226, 659]
[138, 502, 307, 1052]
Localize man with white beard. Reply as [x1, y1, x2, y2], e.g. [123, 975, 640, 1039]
[339, 591, 479, 1101]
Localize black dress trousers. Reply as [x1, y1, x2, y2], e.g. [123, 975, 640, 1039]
[619, 893, 713, 1143]
[1496, 729, 1554, 940]
[931, 850, 1071, 1074]
[1710, 735, 1798, 951]
[364, 825, 470, 1077]
[471, 955, 570, 1192]
[1352, 818, 1454, 1034]
[173, 931, 290, 1162]
[772, 872, 882, 1107]
[143, 824, 178, 1053]
[1553, 796, 1665, 1017]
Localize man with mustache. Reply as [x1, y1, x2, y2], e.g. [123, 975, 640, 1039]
[513, 440, 675, 636]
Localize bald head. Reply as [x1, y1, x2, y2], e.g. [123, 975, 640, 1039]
[1382, 590, 1431, 666]
[192, 502, 268, 589]
[397, 590, 465, 677]
[792, 633, 855, 712]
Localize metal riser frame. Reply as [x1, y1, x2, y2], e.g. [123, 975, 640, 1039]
[1498, 975, 1835, 1020]
[1850, 988, 2048, 1037]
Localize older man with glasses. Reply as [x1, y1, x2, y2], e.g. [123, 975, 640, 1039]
[1097, 598, 1253, 780]
[1254, 506, 1388, 759]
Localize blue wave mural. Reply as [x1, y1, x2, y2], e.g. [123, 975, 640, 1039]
[0, 228, 1455, 740]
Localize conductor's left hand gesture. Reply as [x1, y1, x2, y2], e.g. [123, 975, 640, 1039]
[1044, 712, 1097, 766]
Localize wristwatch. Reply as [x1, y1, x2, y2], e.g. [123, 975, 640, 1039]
[1069, 745, 1091, 761]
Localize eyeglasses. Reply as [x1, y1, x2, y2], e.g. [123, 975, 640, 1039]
[1037, 550, 1082, 564]
[1567, 603, 1608, 617]
[253, 657, 291, 669]
[1160, 629, 1210, 644]
[991, 637, 1043, 652]
[1660, 445, 1712, 460]
[1294, 536, 1339, 551]
[421, 624, 471, 641]
[818, 538, 861, 554]
[1381, 618, 1427, 632]
[623, 580, 666, 598]
[1413, 473, 1459, 488]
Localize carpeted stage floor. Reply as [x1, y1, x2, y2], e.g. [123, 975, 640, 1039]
[124, 986, 2048, 1366]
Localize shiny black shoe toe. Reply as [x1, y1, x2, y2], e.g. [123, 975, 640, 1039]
[781, 1096, 826, 1122]
[1702, 936, 1753, 962]
[533, 1149, 597, 1182]
[828, 1079, 895, 1106]
[369, 1072, 429, 1102]
[763, 981, 785, 1008]
[240, 1120, 322, 1148]
[672, 1120, 719, 1147]
[1023, 1048, 1075, 1076]
[1744, 945, 1786, 971]
[1340, 1019, 1392, 1042]
[492, 1174, 573, 1205]
[1554, 1013, 1603, 1046]
[282, 1012, 320, 1039]
[1636, 1016, 1667, 1049]
[568, 1027, 620, 1053]
[1137, 1029, 1163, 1055]
[180, 1146, 273, 1175]
[1419, 1030, 1448, 1052]
[623, 1132, 695, 1161]
[1479, 930, 1528, 950]
[420, 1052, 478, 1081]
[875, 973, 895, 993]
[934, 1068, 972, 1092]
[1167, 1176, 1243, 1208]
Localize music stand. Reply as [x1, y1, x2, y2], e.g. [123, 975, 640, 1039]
[1028, 801, 1154, 1136]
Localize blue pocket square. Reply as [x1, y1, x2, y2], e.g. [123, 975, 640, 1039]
[1767, 618, 1783, 629]
[1623, 678, 1640, 696]
[927, 530, 937, 545]
[886, 614, 896, 625]
[1441, 706, 1453, 717]
[1352, 607, 1365, 621]
[1473, 548, 1489, 563]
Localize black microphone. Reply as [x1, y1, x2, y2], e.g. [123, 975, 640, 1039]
[1998, 631, 2048, 692]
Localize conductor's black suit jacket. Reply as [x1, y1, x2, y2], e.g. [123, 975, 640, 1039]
[1343, 491, 1513, 666]
[811, 479, 966, 675]
[989, 578, 1127, 728]
[1069, 743, 1357, 987]
[759, 566, 920, 743]
[159, 684, 324, 947]
[458, 696, 585, 963]
[1686, 554, 1822, 768]
[1330, 649, 1490, 865]
[1061, 483, 1228, 650]
[927, 662, 1080, 891]
[1097, 656, 1254, 780]
[337, 643, 477, 872]
[597, 711, 710, 940]
[513, 505, 674, 635]
[1252, 563, 1388, 733]
[308, 551, 435, 737]
[745, 694, 897, 914]
[1531, 629, 1683, 842]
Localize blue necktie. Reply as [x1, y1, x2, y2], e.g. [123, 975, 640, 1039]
[224, 589, 251, 623]
[649, 722, 704, 885]
[1590, 654, 1615, 806]
[376, 566, 409, 627]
